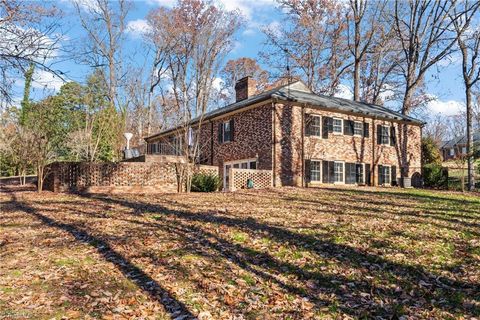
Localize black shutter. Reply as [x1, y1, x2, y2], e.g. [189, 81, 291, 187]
[345, 163, 355, 184]
[365, 164, 371, 185]
[377, 125, 382, 144]
[378, 165, 384, 185]
[363, 123, 369, 138]
[305, 160, 311, 183]
[390, 126, 396, 146]
[218, 123, 223, 143]
[322, 161, 329, 183]
[230, 119, 235, 141]
[344, 120, 354, 136]
[305, 114, 311, 136]
[391, 165, 397, 186]
[328, 161, 335, 183]
[322, 117, 331, 138]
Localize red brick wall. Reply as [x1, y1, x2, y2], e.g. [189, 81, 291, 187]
[273, 103, 422, 186]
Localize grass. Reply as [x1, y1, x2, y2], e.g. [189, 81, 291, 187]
[0, 186, 479, 319]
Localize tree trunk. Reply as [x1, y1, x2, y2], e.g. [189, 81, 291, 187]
[37, 164, 43, 193]
[466, 87, 475, 191]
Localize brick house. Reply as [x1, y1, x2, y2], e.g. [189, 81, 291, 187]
[441, 133, 480, 161]
[145, 77, 423, 190]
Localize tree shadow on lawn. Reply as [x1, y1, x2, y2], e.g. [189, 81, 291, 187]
[7, 194, 196, 320]
[82, 193, 479, 318]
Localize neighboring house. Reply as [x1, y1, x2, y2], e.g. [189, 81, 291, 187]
[145, 77, 423, 190]
[441, 133, 480, 161]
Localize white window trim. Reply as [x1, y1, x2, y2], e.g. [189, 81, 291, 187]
[333, 161, 345, 184]
[310, 115, 322, 138]
[223, 158, 258, 190]
[309, 159, 322, 182]
[353, 121, 363, 137]
[381, 164, 392, 186]
[222, 120, 232, 143]
[380, 124, 390, 145]
[356, 162, 366, 185]
[332, 118, 343, 135]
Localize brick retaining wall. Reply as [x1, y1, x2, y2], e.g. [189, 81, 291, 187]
[44, 162, 219, 194]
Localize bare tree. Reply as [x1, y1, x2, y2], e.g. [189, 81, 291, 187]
[262, 0, 349, 95]
[147, 0, 242, 191]
[451, 0, 480, 191]
[220, 57, 270, 102]
[346, 0, 388, 101]
[0, 0, 64, 105]
[392, 0, 474, 114]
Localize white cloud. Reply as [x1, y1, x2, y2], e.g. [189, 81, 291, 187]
[32, 70, 65, 92]
[333, 84, 353, 100]
[426, 96, 464, 116]
[126, 19, 152, 37]
[149, 0, 276, 20]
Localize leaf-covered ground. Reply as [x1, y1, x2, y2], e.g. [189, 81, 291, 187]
[0, 186, 479, 319]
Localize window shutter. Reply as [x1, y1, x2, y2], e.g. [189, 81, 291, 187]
[305, 114, 311, 136]
[344, 120, 353, 136]
[378, 165, 384, 185]
[377, 125, 382, 144]
[305, 160, 311, 183]
[390, 126, 396, 146]
[322, 117, 330, 138]
[218, 123, 223, 143]
[363, 123, 369, 138]
[391, 165, 397, 186]
[345, 163, 355, 184]
[328, 161, 335, 183]
[328, 117, 333, 133]
[229, 119, 235, 141]
[322, 161, 329, 183]
[365, 164, 371, 185]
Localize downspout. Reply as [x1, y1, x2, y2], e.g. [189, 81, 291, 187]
[271, 99, 276, 187]
[301, 103, 305, 188]
[210, 120, 214, 165]
[372, 116, 376, 186]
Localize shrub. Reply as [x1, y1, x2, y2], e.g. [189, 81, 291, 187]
[423, 163, 448, 188]
[421, 137, 442, 165]
[191, 173, 221, 192]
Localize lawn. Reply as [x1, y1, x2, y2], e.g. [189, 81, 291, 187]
[0, 186, 479, 319]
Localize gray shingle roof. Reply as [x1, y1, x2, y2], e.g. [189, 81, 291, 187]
[145, 81, 424, 140]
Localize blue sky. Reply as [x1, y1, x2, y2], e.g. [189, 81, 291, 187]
[20, 0, 467, 119]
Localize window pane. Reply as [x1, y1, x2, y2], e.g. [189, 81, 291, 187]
[354, 122, 363, 136]
[311, 116, 321, 136]
[333, 119, 342, 133]
[334, 162, 344, 182]
[384, 166, 391, 184]
[356, 164, 364, 184]
[310, 160, 321, 181]
[249, 161, 257, 169]
[241, 162, 248, 169]
[381, 126, 390, 144]
[223, 122, 231, 142]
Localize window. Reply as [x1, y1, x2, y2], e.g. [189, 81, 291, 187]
[249, 161, 257, 169]
[379, 165, 391, 185]
[333, 118, 343, 134]
[353, 122, 363, 136]
[334, 162, 344, 183]
[223, 121, 232, 142]
[462, 146, 467, 154]
[356, 163, 364, 184]
[380, 125, 390, 145]
[309, 115, 321, 136]
[450, 148, 455, 156]
[173, 136, 182, 155]
[310, 160, 321, 182]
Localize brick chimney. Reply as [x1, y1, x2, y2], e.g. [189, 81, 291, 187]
[235, 76, 256, 102]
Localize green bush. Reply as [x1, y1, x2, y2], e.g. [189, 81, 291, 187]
[191, 173, 221, 192]
[423, 163, 447, 188]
